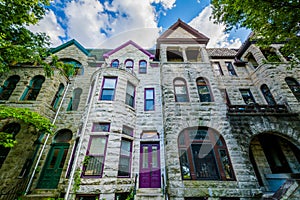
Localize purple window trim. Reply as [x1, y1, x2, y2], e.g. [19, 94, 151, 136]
[144, 88, 155, 111]
[82, 135, 108, 178]
[173, 78, 190, 102]
[99, 77, 118, 101]
[139, 60, 147, 74]
[125, 59, 134, 71]
[92, 122, 110, 132]
[117, 138, 133, 178]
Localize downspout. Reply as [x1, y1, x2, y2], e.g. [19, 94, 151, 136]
[25, 80, 71, 195]
[64, 70, 100, 200]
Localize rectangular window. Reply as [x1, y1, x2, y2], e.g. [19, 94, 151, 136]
[125, 82, 135, 107]
[118, 139, 132, 177]
[239, 89, 256, 104]
[92, 123, 110, 132]
[212, 62, 224, 75]
[83, 136, 108, 177]
[100, 77, 117, 100]
[225, 62, 237, 76]
[145, 88, 155, 111]
[122, 126, 133, 136]
[139, 61, 147, 73]
[76, 195, 98, 200]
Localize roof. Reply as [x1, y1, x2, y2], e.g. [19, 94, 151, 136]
[50, 39, 90, 56]
[103, 40, 155, 59]
[157, 19, 210, 45]
[206, 48, 238, 58]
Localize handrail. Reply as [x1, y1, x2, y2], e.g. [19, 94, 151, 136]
[133, 173, 138, 196]
[227, 104, 289, 114]
[0, 177, 29, 200]
[162, 174, 165, 196]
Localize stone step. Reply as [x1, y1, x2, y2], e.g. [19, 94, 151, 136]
[135, 188, 164, 200]
[20, 189, 60, 200]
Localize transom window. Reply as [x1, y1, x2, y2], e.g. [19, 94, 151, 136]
[118, 138, 132, 177]
[261, 84, 276, 105]
[145, 88, 155, 111]
[92, 123, 110, 132]
[125, 82, 135, 108]
[83, 136, 108, 177]
[122, 126, 133, 136]
[0, 75, 20, 100]
[100, 77, 117, 101]
[197, 78, 212, 102]
[240, 89, 256, 104]
[225, 62, 237, 76]
[285, 77, 300, 101]
[178, 127, 234, 181]
[174, 78, 189, 102]
[139, 60, 147, 73]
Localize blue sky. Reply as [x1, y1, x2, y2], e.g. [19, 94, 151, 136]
[29, 0, 251, 49]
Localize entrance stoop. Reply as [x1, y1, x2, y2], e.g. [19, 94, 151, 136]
[135, 188, 164, 200]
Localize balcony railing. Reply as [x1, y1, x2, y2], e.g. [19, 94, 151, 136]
[227, 104, 291, 115]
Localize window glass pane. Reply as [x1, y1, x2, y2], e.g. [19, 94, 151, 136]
[122, 126, 133, 136]
[118, 157, 130, 176]
[219, 149, 234, 179]
[59, 149, 68, 168]
[145, 100, 154, 110]
[179, 150, 191, 179]
[112, 60, 119, 68]
[101, 89, 114, 100]
[152, 146, 158, 168]
[145, 89, 154, 99]
[192, 144, 219, 180]
[49, 149, 59, 168]
[142, 146, 148, 168]
[89, 137, 106, 154]
[189, 129, 208, 140]
[121, 140, 131, 157]
[104, 78, 116, 88]
[84, 156, 103, 176]
[93, 123, 110, 132]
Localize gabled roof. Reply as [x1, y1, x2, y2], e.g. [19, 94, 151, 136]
[157, 19, 210, 45]
[50, 39, 90, 56]
[103, 40, 155, 59]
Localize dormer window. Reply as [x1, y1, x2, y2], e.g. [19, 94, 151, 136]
[246, 53, 259, 69]
[125, 59, 134, 72]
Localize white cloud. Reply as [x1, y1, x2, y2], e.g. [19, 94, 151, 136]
[189, 5, 242, 48]
[150, 0, 176, 9]
[64, 0, 107, 48]
[28, 10, 65, 47]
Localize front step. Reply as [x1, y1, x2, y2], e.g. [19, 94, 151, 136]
[135, 188, 164, 200]
[20, 189, 60, 200]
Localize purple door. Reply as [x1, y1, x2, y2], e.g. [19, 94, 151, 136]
[139, 142, 161, 188]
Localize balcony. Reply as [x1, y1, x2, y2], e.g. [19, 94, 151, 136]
[227, 104, 294, 116]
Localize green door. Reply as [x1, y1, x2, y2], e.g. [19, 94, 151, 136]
[37, 143, 69, 189]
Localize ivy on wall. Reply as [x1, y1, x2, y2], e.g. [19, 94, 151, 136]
[0, 105, 54, 147]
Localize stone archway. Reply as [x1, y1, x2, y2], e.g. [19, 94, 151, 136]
[249, 132, 300, 192]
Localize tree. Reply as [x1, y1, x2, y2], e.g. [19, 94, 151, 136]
[211, 0, 300, 60]
[0, 0, 56, 76]
[0, 106, 54, 147]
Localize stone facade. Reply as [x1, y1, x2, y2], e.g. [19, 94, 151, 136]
[0, 20, 299, 200]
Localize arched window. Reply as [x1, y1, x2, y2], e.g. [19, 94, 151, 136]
[197, 78, 213, 102]
[139, 60, 147, 73]
[125, 59, 134, 73]
[0, 123, 21, 168]
[261, 84, 276, 105]
[285, 77, 300, 101]
[178, 127, 234, 181]
[51, 83, 65, 109]
[60, 58, 83, 76]
[174, 78, 189, 102]
[0, 75, 20, 100]
[67, 88, 82, 111]
[111, 59, 119, 68]
[21, 75, 45, 100]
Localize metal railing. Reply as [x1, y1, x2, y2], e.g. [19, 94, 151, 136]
[227, 104, 289, 114]
[0, 177, 29, 200]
